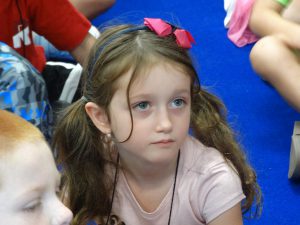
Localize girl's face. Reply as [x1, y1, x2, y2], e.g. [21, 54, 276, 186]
[0, 140, 73, 225]
[108, 62, 191, 167]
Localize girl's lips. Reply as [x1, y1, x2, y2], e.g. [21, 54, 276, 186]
[152, 140, 175, 146]
[153, 139, 174, 144]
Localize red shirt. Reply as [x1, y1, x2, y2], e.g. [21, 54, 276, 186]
[0, 0, 91, 72]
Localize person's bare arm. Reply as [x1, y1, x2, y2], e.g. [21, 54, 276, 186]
[249, 0, 300, 48]
[70, 0, 115, 20]
[208, 203, 243, 225]
[70, 33, 96, 66]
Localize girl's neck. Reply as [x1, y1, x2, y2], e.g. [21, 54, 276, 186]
[119, 153, 179, 189]
[118, 151, 181, 213]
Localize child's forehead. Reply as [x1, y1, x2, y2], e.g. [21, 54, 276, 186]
[115, 61, 188, 86]
[0, 140, 58, 186]
[1, 140, 53, 169]
[0, 144, 60, 207]
[0, 135, 44, 155]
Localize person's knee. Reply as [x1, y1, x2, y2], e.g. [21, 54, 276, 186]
[250, 36, 280, 64]
[250, 36, 286, 80]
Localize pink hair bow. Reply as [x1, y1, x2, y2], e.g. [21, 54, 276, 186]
[144, 18, 195, 49]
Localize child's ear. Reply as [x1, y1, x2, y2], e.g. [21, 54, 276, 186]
[85, 102, 111, 134]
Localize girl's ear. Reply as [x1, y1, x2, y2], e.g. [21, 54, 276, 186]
[85, 102, 111, 134]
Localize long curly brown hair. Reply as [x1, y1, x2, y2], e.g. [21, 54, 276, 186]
[52, 23, 262, 225]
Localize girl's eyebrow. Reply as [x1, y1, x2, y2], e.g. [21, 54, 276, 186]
[172, 89, 191, 95]
[130, 89, 190, 99]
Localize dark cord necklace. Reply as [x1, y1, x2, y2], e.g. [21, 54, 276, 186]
[105, 151, 181, 225]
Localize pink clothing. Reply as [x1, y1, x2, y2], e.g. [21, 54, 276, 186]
[227, 0, 259, 47]
[112, 136, 245, 225]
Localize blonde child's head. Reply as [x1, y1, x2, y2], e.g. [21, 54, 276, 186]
[0, 110, 73, 225]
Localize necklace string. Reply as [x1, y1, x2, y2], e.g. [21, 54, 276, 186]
[167, 150, 180, 225]
[104, 154, 119, 225]
[105, 150, 181, 225]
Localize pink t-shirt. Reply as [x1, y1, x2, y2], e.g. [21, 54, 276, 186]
[227, 0, 259, 47]
[112, 136, 245, 225]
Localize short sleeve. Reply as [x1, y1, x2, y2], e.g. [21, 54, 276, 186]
[199, 162, 245, 223]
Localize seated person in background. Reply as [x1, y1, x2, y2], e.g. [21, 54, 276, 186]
[249, 1, 300, 180]
[34, 0, 115, 62]
[225, 0, 300, 111]
[224, 0, 300, 179]
[0, 0, 97, 139]
[0, 0, 96, 73]
[0, 109, 73, 225]
[250, 0, 300, 113]
[0, 42, 52, 140]
[70, 0, 115, 20]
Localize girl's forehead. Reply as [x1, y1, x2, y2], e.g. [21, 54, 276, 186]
[137, 63, 190, 83]
[113, 65, 191, 100]
[117, 61, 190, 86]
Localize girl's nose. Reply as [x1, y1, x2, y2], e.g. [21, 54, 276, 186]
[156, 109, 172, 133]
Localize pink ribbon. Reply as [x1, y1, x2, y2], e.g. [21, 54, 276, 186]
[144, 18, 195, 49]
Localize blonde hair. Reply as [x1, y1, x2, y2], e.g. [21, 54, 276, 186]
[53, 23, 262, 225]
[0, 110, 45, 190]
[0, 110, 44, 153]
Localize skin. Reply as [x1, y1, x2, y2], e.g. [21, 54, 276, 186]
[70, 33, 96, 66]
[63, 0, 116, 65]
[70, 0, 115, 20]
[0, 140, 73, 225]
[249, 0, 300, 111]
[85, 62, 243, 224]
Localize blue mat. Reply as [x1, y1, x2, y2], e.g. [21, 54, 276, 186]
[92, 0, 300, 224]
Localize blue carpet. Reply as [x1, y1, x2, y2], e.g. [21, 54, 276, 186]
[92, 0, 300, 224]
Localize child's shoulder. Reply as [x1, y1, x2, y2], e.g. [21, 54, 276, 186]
[179, 137, 244, 224]
[181, 135, 231, 175]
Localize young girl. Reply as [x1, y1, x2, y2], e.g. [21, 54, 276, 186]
[0, 110, 73, 225]
[53, 18, 262, 225]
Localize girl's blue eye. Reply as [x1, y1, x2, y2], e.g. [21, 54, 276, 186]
[171, 99, 185, 108]
[134, 101, 150, 111]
